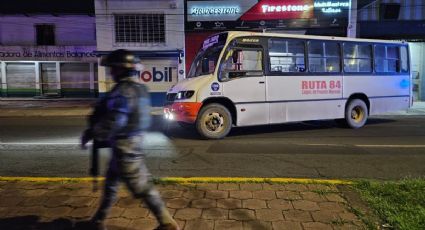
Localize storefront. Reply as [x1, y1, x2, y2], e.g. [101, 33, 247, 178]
[185, 0, 351, 70]
[0, 46, 98, 97]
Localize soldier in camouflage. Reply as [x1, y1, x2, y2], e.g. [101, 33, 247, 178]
[81, 49, 179, 230]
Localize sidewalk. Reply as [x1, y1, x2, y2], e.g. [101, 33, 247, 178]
[0, 179, 365, 230]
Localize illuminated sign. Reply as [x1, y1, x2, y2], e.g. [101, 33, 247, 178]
[202, 35, 219, 50]
[314, 1, 350, 14]
[261, 4, 311, 13]
[191, 6, 240, 15]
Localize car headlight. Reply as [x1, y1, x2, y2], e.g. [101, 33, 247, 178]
[176, 90, 195, 100]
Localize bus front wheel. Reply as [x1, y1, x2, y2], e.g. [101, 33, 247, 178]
[345, 99, 368, 129]
[196, 103, 232, 139]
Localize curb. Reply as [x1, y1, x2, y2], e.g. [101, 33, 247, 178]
[0, 176, 353, 185]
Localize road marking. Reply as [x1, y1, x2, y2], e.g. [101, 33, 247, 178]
[307, 144, 425, 148]
[0, 176, 352, 185]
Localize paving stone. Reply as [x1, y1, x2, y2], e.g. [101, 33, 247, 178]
[240, 184, 263, 191]
[202, 208, 228, 220]
[166, 198, 190, 209]
[20, 196, 49, 207]
[191, 199, 216, 208]
[230, 191, 253, 199]
[272, 221, 303, 230]
[206, 190, 228, 199]
[18, 206, 47, 216]
[276, 191, 302, 200]
[196, 183, 218, 191]
[339, 212, 360, 222]
[147, 208, 176, 220]
[301, 192, 328, 202]
[292, 200, 320, 211]
[262, 184, 285, 191]
[183, 190, 205, 199]
[267, 199, 293, 210]
[284, 184, 308, 192]
[45, 189, 72, 196]
[218, 183, 240, 190]
[243, 220, 272, 230]
[252, 190, 276, 200]
[160, 190, 183, 199]
[70, 207, 96, 218]
[108, 207, 125, 218]
[332, 223, 364, 230]
[215, 220, 243, 230]
[44, 206, 73, 218]
[66, 196, 97, 208]
[283, 210, 313, 222]
[311, 210, 341, 223]
[185, 219, 214, 230]
[121, 207, 149, 219]
[115, 197, 141, 208]
[302, 222, 334, 230]
[325, 194, 347, 203]
[307, 184, 338, 192]
[105, 217, 131, 229]
[45, 195, 71, 208]
[256, 209, 284, 221]
[0, 196, 25, 207]
[242, 199, 267, 209]
[318, 202, 346, 212]
[217, 198, 242, 209]
[22, 189, 49, 196]
[229, 209, 256, 221]
[174, 208, 202, 220]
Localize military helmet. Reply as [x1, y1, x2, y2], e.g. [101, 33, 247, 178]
[100, 49, 139, 69]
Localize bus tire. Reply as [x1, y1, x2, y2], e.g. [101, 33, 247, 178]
[345, 99, 368, 129]
[196, 103, 232, 139]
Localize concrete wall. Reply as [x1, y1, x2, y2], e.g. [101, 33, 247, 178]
[0, 15, 96, 46]
[410, 42, 425, 101]
[95, 0, 184, 51]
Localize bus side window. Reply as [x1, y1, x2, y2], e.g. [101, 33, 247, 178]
[268, 38, 306, 73]
[222, 48, 264, 79]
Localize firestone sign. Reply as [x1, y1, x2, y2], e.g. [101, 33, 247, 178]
[0, 46, 97, 61]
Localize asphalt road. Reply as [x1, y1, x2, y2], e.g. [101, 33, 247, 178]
[0, 115, 424, 180]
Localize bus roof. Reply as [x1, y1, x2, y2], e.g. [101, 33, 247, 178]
[225, 31, 407, 45]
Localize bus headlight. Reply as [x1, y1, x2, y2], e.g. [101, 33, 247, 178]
[176, 90, 195, 100]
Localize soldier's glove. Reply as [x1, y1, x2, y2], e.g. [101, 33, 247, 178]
[80, 129, 93, 150]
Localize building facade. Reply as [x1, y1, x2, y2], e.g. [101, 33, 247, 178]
[95, 0, 185, 106]
[0, 2, 98, 98]
[184, 0, 352, 71]
[358, 0, 425, 101]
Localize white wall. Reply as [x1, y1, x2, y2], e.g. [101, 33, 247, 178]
[409, 42, 425, 100]
[95, 0, 184, 51]
[0, 15, 96, 46]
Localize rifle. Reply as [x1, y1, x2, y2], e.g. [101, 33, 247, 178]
[90, 139, 110, 192]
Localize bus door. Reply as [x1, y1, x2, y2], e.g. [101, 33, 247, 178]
[220, 44, 268, 126]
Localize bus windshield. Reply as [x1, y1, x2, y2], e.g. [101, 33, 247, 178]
[187, 33, 228, 78]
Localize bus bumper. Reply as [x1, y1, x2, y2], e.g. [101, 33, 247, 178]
[163, 102, 202, 123]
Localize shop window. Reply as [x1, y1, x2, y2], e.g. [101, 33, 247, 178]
[36, 24, 55, 45]
[115, 14, 165, 45]
[343, 43, 372, 73]
[308, 41, 341, 73]
[268, 38, 305, 73]
[380, 3, 400, 20]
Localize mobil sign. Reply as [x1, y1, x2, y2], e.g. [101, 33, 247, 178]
[138, 60, 178, 92]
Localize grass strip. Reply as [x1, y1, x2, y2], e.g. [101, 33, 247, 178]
[353, 178, 425, 230]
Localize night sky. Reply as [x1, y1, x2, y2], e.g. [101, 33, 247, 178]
[0, 0, 94, 14]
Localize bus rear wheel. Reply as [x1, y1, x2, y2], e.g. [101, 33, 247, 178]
[344, 99, 368, 129]
[196, 103, 232, 139]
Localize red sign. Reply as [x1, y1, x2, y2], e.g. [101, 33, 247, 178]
[240, 0, 314, 21]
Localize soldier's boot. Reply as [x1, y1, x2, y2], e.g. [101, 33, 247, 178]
[154, 222, 180, 230]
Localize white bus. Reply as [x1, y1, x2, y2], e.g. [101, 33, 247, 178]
[164, 31, 411, 139]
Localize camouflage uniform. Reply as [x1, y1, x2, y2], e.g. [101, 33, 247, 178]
[82, 49, 178, 230]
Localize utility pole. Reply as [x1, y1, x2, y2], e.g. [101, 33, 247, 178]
[347, 0, 358, 38]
